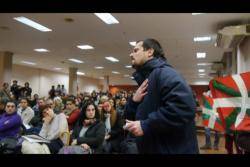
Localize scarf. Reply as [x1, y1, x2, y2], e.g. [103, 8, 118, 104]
[104, 113, 111, 134]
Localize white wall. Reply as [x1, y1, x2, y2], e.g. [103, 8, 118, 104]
[237, 37, 250, 73]
[12, 64, 102, 97]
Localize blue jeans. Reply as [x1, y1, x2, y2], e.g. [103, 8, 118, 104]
[204, 127, 220, 147]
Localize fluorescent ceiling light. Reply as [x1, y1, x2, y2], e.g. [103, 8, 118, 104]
[77, 72, 85, 76]
[94, 13, 119, 24]
[124, 74, 130, 77]
[77, 45, 94, 50]
[95, 66, 104, 69]
[125, 65, 132, 68]
[192, 13, 205, 15]
[196, 52, 206, 59]
[54, 68, 62, 70]
[197, 63, 212, 66]
[99, 77, 104, 79]
[130, 77, 134, 79]
[21, 61, 36, 65]
[199, 73, 206, 76]
[13, 16, 52, 32]
[68, 58, 84, 64]
[105, 57, 119, 62]
[198, 69, 205, 73]
[34, 48, 49, 52]
[129, 41, 136, 46]
[112, 71, 120, 74]
[193, 36, 211, 42]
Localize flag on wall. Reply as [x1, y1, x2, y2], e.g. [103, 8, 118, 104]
[209, 72, 250, 131]
[201, 94, 224, 132]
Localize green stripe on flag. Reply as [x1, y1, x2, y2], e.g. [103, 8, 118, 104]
[202, 113, 210, 120]
[224, 108, 241, 129]
[202, 97, 212, 109]
[216, 117, 223, 126]
[212, 80, 241, 97]
[246, 109, 250, 116]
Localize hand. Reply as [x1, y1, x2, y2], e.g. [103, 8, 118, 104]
[132, 79, 148, 102]
[105, 134, 111, 140]
[125, 120, 144, 137]
[43, 116, 52, 125]
[81, 143, 90, 150]
[71, 139, 77, 146]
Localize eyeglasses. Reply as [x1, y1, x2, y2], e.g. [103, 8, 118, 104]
[6, 105, 15, 108]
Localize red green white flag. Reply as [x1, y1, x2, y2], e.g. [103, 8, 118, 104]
[209, 72, 250, 131]
[201, 94, 224, 132]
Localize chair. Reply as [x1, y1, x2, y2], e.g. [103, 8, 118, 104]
[60, 131, 70, 146]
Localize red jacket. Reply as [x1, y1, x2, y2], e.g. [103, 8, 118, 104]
[67, 108, 80, 130]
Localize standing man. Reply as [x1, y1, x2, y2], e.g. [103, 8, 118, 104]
[124, 39, 199, 154]
[20, 82, 32, 99]
[10, 80, 21, 101]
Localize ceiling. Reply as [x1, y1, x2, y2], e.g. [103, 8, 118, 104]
[0, 13, 250, 85]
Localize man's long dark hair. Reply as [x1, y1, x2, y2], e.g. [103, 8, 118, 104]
[137, 38, 166, 60]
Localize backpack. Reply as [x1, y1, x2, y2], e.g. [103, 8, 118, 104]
[0, 137, 23, 154]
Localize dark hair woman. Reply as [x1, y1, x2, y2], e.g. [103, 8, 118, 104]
[59, 100, 105, 154]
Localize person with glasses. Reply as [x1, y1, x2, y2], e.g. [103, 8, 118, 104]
[0, 101, 22, 140]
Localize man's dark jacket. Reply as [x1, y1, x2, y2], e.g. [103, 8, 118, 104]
[125, 57, 199, 154]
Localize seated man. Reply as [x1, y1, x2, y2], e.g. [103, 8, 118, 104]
[17, 98, 35, 127]
[32, 98, 45, 117]
[0, 101, 22, 140]
[64, 99, 81, 131]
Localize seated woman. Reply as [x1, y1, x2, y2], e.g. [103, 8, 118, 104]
[21, 104, 68, 154]
[59, 101, 105, 154]
[0, 101, 22, 140]
[101, 101, 124, 153]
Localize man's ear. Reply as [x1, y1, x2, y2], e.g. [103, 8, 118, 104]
[147, 48, 154, 58]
